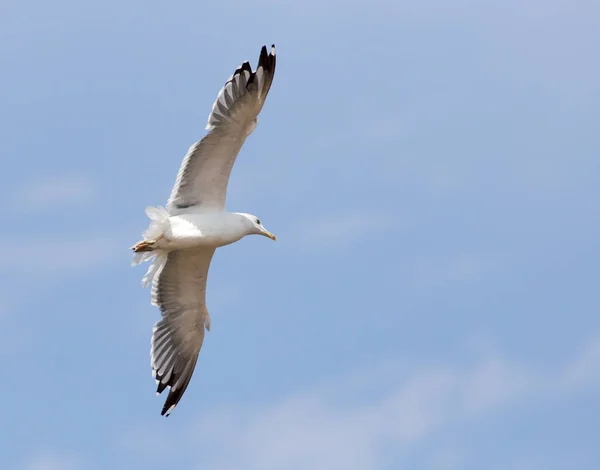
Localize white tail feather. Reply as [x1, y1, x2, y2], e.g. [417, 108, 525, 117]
[143, 206, 170, 239]
[143, 252, 168, 289]
[131, 206, 171, 287]
[131, 250, 154, 267]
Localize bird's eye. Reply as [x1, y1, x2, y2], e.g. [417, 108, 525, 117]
[256, 219, 261, 225]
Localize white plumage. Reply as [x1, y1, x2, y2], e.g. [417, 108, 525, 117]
[131, 45, 277, 417]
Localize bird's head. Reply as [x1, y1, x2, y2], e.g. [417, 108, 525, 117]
[238, 213, 277, 241]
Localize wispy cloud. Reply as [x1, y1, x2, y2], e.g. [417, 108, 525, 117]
[426, 446, 464, 470]
[23, 453, 79, 470]
[13, 174, 95, 210]
[413, 254, 485, 287]
[0, 232, 126, 359]
[560, 334, 600, 393]
[287, 209, 397, 250]
[252, 0, 586, 18]
[119, 336, 600, 470]
[0, 233, 125, 277]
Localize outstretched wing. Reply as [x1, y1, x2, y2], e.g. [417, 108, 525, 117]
[150, 248, 215, 416]
[167, 45, 276, 214]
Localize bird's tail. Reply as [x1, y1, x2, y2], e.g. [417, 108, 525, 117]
[131, 206, 170, 287]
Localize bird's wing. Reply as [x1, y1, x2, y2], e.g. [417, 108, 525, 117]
[166, 45, 276, 214]
[150, 247, 215, 416]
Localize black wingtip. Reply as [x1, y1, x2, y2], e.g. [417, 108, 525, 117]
[161, 391, 180, 416]
[159, 373, 194, 417]
[258, 44, 275, 71]
[156, 380, 168, 395]
[259, 45, 268, 62]
[240, 61, 252, 73]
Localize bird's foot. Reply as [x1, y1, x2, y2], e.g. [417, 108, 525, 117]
[131, 240, 156, 252]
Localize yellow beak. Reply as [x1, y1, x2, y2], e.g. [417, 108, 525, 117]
[264, 230, 277, 241]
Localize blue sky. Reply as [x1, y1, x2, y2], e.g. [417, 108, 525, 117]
[1, 0, 599, 469]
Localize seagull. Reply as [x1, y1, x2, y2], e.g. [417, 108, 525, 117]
[131, 45, 277, 417]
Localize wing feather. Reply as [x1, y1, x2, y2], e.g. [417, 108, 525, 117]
[150, 248, 215, 416]
[167, 45, 276, 213]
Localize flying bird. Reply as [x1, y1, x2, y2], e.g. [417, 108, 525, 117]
[131, 45, 277, 417]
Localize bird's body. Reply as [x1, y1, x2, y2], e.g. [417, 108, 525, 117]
[134, 210, 252, 252]
[131, 45, 277, 416]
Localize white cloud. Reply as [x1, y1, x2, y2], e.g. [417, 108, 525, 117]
[288, 209, 396, 250]
[413, 254, 485, 287]
[119, 336, 600, 470]
[425, 446, 464, 470]
[13, 174, 95, 210]
[0, 233, 125, 277]
[0, 306, 29, 358]
[0, 232, 126, 359]
[558, 335, 600, 394]
[251, 0, 583, 19]
[23, 453, 79, 470]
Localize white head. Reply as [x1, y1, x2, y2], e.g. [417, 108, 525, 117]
[237, 213, 277, 241]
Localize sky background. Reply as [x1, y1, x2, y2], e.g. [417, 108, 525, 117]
[1, 0, 599, 469]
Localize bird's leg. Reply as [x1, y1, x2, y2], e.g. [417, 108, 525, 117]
[131, 240, 156, 252]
